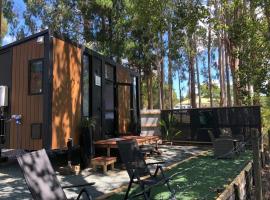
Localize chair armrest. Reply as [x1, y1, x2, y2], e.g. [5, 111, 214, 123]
[62, 182, 95, 189]
[76, 188, 93, 200]
[146, 161, 165, 166]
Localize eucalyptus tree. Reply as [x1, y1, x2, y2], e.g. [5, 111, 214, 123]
[0, 0, 16, 45]
[173, 0, 207, 108]
[223, 0, 270, 105]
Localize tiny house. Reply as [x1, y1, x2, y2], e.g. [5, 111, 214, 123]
[0, 30, 140, 150]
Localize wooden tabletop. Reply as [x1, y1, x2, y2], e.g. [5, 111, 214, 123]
[94, 135, 160, 148]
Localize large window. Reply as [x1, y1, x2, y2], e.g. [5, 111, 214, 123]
[104, 63, 115, 136]
[29, 59, 43, 95]
[82, 55, 90, 117]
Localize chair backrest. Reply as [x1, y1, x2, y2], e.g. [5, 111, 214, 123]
[234, 134, 245, 141]
[213, 138, 235, 158]
[117, 139, 151, 179]
[17, 149, 67, 200]
[208, 130, 215, 143]
[219, 128, 232, 137]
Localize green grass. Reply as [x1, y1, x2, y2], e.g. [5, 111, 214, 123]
[108, 151, 252, 200]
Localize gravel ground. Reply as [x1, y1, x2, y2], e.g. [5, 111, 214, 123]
[0, 145, 208, 200]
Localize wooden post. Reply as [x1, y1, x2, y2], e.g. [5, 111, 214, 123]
[251, 128, 263, 200]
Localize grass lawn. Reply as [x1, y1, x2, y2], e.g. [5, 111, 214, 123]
[108, 151, 252, 200]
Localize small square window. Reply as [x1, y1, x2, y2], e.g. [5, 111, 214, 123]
[31, 123, 42, 139]
[105, 64, 114, 81]
[29, 59, 43, 95]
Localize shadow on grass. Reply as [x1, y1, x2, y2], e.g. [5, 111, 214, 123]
[109, 151, 252, 200]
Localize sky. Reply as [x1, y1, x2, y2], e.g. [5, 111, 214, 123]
[2, 0, 221, 101]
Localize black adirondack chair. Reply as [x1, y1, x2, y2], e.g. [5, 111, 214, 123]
[17, 149, 94, 200]
[117, 139, 173, 200]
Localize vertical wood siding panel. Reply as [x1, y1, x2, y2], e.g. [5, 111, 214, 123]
[52, 38, 81, 149]
[27, 42, 32, 150]
[17, 44, 22, 148]
[116, 67, 132, 133]
[21, 43, 27, 149]
[10, 47, 17, 148]
[31, 41, 37, 150]
[26, 42, 32, 150]
[30, 41, 35, 150]
[10, 38, 44, 150]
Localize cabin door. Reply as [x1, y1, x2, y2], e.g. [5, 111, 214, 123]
[0, 50, 12, 148]
[117, 77, 139, 135]
[91, 57, 102, 140]
[103, 63, 116, 138]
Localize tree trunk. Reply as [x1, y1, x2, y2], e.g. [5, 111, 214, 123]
[146, 73, 153, 109]
[215, 0, 226, 107]
[149, 74, 153, 109]
[159, 34, 165, 110]
[264, 0, 270, 34]
[178, 69, 182, 108]
[218, 34, 226, 107]
[168, 24, 173, 109]
[225, 41, 232, 106]
[189, 37, 196, 109]
[230, 51, 241, 105]
[139, 66, 143, 109]
[207, 23, 213, 107]
[196, 54, 201, 108]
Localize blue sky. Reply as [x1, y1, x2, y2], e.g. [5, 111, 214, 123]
[2, 0, 220, 100]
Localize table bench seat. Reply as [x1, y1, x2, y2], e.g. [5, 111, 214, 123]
[91, 156, 117, 173]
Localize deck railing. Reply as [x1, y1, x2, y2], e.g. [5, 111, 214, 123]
[160, 106, 261, 142]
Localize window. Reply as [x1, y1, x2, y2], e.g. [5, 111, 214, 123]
[105, 63, 114, 81]
[104, 63, 115, 136]
[82, 55, 90, 116]
[29, 59, 43, 94]
[31, 123, 42, 139]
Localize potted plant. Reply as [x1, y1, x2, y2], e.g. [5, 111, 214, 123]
[159, 114, 181, 145]
[79, 117, 96, 169]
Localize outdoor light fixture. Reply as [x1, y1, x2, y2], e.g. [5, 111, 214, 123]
[0, 86, 8, 107]
[37, 36, 44, 44]
[11, 115, 22, 125]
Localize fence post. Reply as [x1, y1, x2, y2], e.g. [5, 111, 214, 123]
[251, 128, 263, 200]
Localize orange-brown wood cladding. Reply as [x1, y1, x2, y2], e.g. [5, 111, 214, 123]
[117, 66, 132, 84]
[118, 85, 131, 134]
[117, 67, 132, 134]
[10, 39, 44, 150]
[52, 38, 81, 149]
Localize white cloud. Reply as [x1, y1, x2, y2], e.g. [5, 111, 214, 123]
[2, 35, 16, 46]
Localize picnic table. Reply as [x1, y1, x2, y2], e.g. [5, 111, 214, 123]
[94, 136, 161, 157]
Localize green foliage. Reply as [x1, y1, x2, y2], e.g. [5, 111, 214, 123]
[1, 14, 8, 39]
[261, 96, 270, 133]
[159, 114, 181, 142]
[141, 75, 179, 109]
[80, 117, 96, 130]
[4, 0, 270, 110]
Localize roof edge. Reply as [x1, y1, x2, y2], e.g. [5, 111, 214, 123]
[0, 29, 49, 52]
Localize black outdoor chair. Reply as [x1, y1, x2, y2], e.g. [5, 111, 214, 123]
[17, 149, 95, 200]
[117, 139, 173, 200]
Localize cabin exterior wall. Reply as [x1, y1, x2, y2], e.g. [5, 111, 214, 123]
[51, 37, 82, 149]
[0, 30, 140, 151]
[9, 36, 45, 150]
